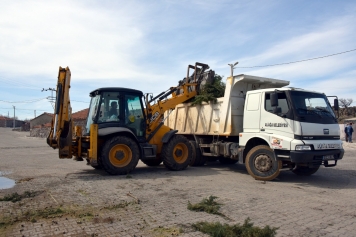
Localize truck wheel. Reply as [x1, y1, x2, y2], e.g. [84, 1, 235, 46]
[189, 141, 206, 166]
[219, 157, 238, 165]
[292, 166, 320, 176]
[162, 135, 192, 171]
[141, 158, 162, 167]
[245, 145, 282, 181]
[101, 136, 140, 175]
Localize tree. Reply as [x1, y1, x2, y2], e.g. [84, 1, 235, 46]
[338, 98, 353, 108]
[191, 74, 225, 105]
[339, 98, 354, 116]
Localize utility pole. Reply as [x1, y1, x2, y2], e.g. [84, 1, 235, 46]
[13, 105, 15, 129]
[42, 88, 56, 108]
[228, 62, 239, 77]
[34, 110, 36, 118]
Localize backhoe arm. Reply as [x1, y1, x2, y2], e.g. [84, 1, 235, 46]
[47, 67, 73, 158]
[145, 62, 214, 141]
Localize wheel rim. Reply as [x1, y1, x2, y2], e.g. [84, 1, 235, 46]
[173, 143, 189, 164]
[109, 144, 132, 167]
[254, 154, 273, 172]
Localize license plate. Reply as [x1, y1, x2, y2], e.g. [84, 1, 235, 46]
[323, 155, 334, 160]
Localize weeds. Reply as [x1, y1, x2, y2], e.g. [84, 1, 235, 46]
[192, 218, 278, 237]
[103, 201, 130, 210]
[188, 196, 223, 216]
[0, 191, 42, 203]
[151, 226, 181, 237]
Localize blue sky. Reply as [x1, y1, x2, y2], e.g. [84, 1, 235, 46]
[0, 0, 355, 120]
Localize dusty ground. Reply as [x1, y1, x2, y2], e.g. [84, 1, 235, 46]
[0, 127, 355, 237]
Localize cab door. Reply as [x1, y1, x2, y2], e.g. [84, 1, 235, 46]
[124, 94, 146, 140]
[259, 91, 294, 149]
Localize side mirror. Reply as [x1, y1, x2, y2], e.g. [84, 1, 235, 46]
[270, 93, 279, 107]
[273, 107, 282, 114]
[334, 98, 339, 111]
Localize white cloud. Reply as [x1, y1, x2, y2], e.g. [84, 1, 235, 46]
[0, 0, 147, 80]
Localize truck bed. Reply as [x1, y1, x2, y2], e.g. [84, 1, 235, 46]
[165, 74, 289, 136]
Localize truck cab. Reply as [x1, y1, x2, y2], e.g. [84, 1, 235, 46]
[240, 87, 344, 179]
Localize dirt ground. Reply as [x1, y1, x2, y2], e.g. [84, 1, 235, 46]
[0, 127, 356, 237]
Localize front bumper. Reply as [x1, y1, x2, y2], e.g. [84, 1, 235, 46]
[290, 149, 344, 166]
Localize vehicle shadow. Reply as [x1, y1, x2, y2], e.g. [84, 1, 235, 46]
[273, 167, 356, 189]
[69, 161, 356, 190]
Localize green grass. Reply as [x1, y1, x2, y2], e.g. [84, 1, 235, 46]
[103, 201, 130, 210]
[192, 218, 278, 237]
[0, 191, 42, 203]
[151, 226, 182, 237]
[187, 196, 223, 216]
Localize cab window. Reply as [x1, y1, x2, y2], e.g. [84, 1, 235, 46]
[98, 92, 120, 123]
[265, 92, 289, 113]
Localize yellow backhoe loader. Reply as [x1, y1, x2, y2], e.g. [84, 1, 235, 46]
[47, 63, 214, 175]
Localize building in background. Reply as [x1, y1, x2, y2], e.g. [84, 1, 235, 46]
[30, 113, 53, 129]
[30, 109, 89, 137]
[0, 116, 25, 128]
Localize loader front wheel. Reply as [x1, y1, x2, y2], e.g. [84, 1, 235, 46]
[162, 135, 192, 171]
[101, 136, 139, 175]
[245, 145, 282, 181]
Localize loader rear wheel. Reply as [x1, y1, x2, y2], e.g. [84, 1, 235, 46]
[141, 158, 162, 167]
[162, 135, 192, 171]
[245, 145, 282, 181]
[189, 141, 206, 166]
[219, 157, 238, 165]
[101, 136, 139, 175]
[292, 165, 320, 176]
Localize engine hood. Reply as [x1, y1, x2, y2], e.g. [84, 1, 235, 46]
[293, 122, 340, 142]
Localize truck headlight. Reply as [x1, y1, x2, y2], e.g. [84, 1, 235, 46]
[295, 145, 312, 151]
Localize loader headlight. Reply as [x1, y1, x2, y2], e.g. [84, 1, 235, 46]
[295, 145, 312, 151]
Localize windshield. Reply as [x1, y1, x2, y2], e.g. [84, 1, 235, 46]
[85, 94, 101, 134]
[289, 91, 336, 123]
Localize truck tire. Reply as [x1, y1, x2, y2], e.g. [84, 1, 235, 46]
[292, 166, 320, 176]
[245, 145, 282, 181]
[162, 135, 193, 171]
[141, 158, 162, 167]
[101, 136, 140, 175]
[219, 157, 238, 165]
[189, 141, 206, 166]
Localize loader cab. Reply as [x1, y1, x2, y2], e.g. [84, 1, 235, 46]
[85, 88, 146, 138]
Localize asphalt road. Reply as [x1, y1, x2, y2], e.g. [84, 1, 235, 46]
[0, 127, 356, 237]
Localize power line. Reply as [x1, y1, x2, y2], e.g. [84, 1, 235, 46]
[72, 100, 89, 103]
[0, 76, 41, 90]
[235, 48, 356, 68]
[0, 98, 47, 103]
[0, 108, 48, 111]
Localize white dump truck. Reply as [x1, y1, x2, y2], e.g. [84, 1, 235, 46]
[165, 74, 344, 181]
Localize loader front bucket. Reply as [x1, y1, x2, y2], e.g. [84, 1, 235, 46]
[176, 62, 215, 95]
